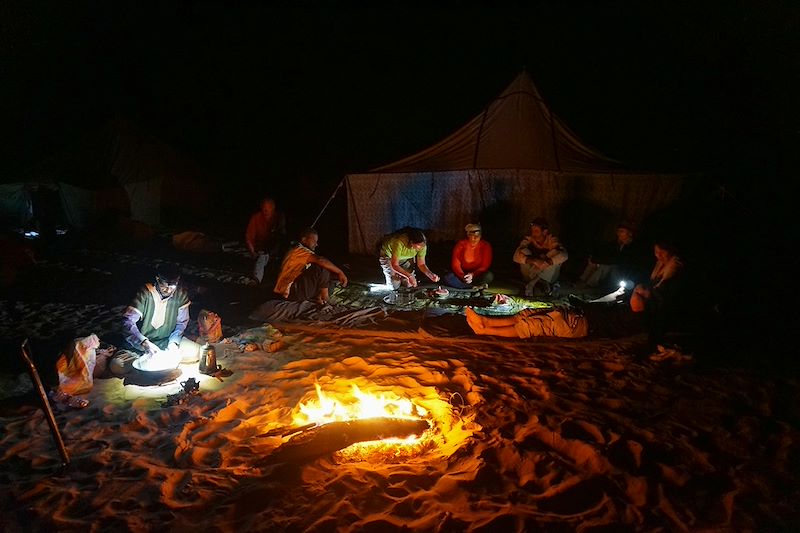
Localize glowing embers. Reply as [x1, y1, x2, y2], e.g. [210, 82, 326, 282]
[289, 381, 475, 462]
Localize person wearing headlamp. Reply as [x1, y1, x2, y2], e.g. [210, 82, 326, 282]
[443, 223, 494, 289]
[120, 264, 198, 370]
[578, 221, 642, 290]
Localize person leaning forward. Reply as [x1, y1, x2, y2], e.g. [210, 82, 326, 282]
[273, 227, 348, 305]
[379, 227, 440, 290]
[120, 264, 201, 369]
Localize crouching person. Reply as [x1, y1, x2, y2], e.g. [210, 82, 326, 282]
[513, 217, 568, 296]
[273, 227, 348, 305]
[379, 227, 440, 290]
[120, 265, 200, 371]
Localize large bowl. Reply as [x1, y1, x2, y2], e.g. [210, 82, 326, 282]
[132, 355, 179, 373]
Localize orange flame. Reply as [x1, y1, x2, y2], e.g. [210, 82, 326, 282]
[295, 383, 428, 426]
[289, 381, 474, 459]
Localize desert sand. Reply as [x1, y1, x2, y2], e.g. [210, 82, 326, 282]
[1, 244, 799, 532]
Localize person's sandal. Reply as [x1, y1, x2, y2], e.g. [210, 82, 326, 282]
[48, 390, 90, 410]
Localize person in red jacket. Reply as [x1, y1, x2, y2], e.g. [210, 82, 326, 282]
[442, 223, 494, 289]
[245, 196, 286, 284]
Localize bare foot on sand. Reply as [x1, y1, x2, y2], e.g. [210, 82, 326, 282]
[465, 307, 485, 334]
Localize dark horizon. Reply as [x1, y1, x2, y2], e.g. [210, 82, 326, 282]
[2, 2, 798, 227]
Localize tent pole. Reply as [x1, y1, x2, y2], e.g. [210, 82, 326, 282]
[311, 178, 345, 229]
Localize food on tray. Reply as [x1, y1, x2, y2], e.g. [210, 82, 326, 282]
[493, 293, 511, 306]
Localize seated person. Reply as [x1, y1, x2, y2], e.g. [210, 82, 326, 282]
[579, 221, 644, 289]
[273, 227, 348, 305]
[379, 227, 440, 290]
[513, 217, 568, 296]
[630, 240, 686, 349]
[443, 223, 494, 289]
[120, 265, 201, 370]
[464, 306, 588, 339]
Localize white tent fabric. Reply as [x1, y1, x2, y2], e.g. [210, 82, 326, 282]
[347, 170, 683, 254]
[373, 71, 621, 173]
[346, 72, 687, 254]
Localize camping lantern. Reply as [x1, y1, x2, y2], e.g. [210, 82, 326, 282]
[199, 343, 218, 374]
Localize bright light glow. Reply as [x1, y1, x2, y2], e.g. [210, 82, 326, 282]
[619, 280, 628, 289]
[120, 361, 219, 399]
[122, 368, 185, 398]
[287, 380, 475, 459]
[297, 382, 428, 424]
[589, 285, 626, 303]
[368, 283, 393, 292]
[177, 363, 218, 387]
[132, 345, 182, 372]
[24, 231, 39, 238]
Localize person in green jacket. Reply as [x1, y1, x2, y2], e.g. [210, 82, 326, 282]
[120, 265, 200, 370]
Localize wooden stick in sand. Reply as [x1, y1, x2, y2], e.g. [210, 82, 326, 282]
[20, 339, 70, 466]
[262, 417, 429, 465]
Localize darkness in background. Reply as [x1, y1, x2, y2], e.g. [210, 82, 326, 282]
[2, 3, 798, 313]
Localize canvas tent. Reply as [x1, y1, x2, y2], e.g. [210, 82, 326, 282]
[345, 71, 688, 254]
[3, 119, 209, 230]
[0, 183, 34, 228]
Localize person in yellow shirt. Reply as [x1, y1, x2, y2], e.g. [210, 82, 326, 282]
[273, 227, 348, 305]
[378, 227, 440, 290]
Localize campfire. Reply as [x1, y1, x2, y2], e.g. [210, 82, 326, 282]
[274, 380, 476, 463]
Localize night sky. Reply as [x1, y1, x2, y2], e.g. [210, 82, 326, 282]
[2, 1, 798, 228]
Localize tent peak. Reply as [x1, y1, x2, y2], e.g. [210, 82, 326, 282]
[372, 72, 622, 173]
